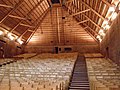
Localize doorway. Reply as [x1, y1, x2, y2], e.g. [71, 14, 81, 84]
[55, 47, 58, 54]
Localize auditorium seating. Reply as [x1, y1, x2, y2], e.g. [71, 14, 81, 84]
[0, 53, 78, 90]
[14, 53, 37, 59]
[0, 58, 14, 66]
[85, 53, 120, 90]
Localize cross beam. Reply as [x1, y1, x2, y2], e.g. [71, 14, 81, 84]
[82, 14, 101, 29]
[77, 19, 89, 24]
[20, 23, 35, 28]
[80, 1, 105, 20]
[70, 9, 90, 16]
[0, 4, 13, 8]
[9, 0, 45, 33]
[0, 0, 24, 23]
[8, 15, 26, 20]
[25, 9, 50, 44]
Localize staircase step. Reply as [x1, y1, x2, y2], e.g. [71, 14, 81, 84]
[68, 56, 90, 90]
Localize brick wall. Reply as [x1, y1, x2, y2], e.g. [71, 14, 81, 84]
[100, 13, 120, 66]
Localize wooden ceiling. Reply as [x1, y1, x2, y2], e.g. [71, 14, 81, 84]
[64, 0, 120, 42]
[0, 0, 50, 43]
[0, 0, 120, 44]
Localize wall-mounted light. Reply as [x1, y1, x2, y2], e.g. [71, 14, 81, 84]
[7, 33, 11, 37]
[104, 24, 110, 30]
[119, 3, 120, 10]
[103, 19, 109, 25]
[111, 12, 118, 21]
[99, 29, 105, 36]
[7, 33, 15, 40]
[96, 35, 102, 42]
[0, 31, 3, 35]
[99, 38, 102, 42]
[96, 35, 101, 39]
[17, 38, 24, 44]
[99, 29, 104, 33]
[96, 1, 119, 42]
[108, 4, 116, 12]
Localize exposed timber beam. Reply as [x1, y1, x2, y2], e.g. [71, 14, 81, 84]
[70, 9, 90, 16]
[82, 14, 101, 29]
[64, 2, 99, 43]
[75, 15, 99, 36]
[77, 19, 89, 24]
[66, 0, 73, 3]
[8, 15, 26, 20]
[82, 24, 99, 42]
[102, 0, 111, 7]
[87, 25, 99, 36]
[47, 0, 52, 7]
[20, 23, 35, 28]
[81, 1, 105, 20]
[28, 30, 34, 32]
[66, 0, 111, 7]
[84, 27, 99, 43]
[83, 26, 88, 29]
[69, 4, 102, 31]
[29, 0, 45, 14]
[0, 4, 13, 8]
[18, 29, 29, 39]
[25, 9, 50, 44]
[65, 5, 101, 34]
[0, 0, 24, 23]
[9, 0, 45, 33]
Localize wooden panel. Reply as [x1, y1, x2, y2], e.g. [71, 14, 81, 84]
[26, 6, 99, 53]
[2, 16, 21, 30]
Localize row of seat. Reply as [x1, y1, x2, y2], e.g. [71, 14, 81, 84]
[14, 53, 37, 59]
[0, 59, 15, 67]
[68, 56, 90, 90]
[86, 53, 120, 90]
[0, 53, 78, 90]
